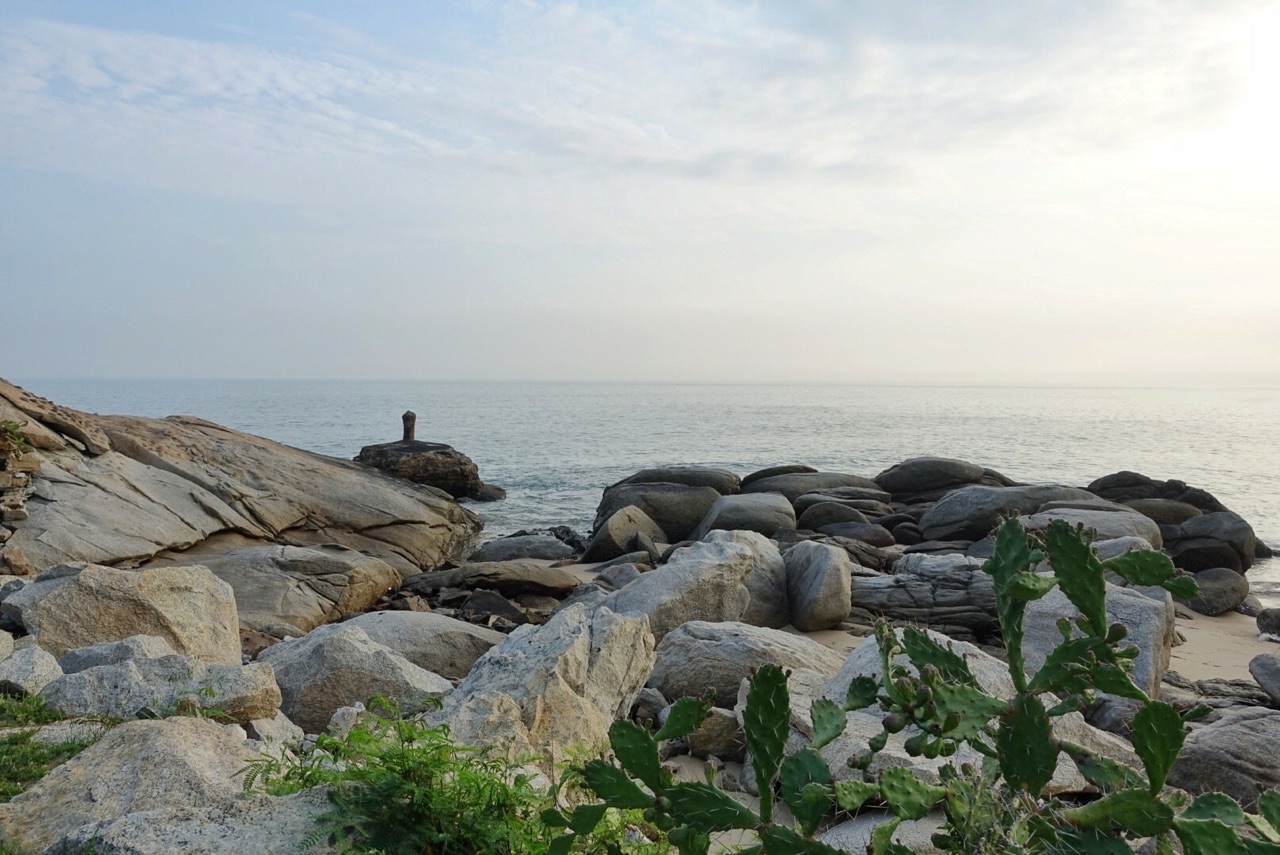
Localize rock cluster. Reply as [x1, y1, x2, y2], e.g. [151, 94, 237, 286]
[2, 386, 1279, 853]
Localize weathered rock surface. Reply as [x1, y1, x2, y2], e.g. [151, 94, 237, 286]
[1260, 608, 1280, 637]
[1122, 498, 1204, 525]
[609, 466, 741, 496]
[784, 540, 853, 631]
[873, 457, 986, 498]
[740, 464, 817, 487]
[40, 655, 280, 723]
[816, 522, 895, 547]
[1171, 512, 1260, 571]
[340, 611, 505, 680]
[706, 530, 791, 629]
[432, 604, 654, 764]
[0, 637, 61, 696]
[1186, 567, 1251, 616]
[796, 502, 868, 531]
[402, 561, 580, 599]
[1087, 471, 1229, 513]
[849, 554, 997, 642]
[0, 378, 481, 578]
[918, 485, 1098, 542]
[649, 621, 844, 707]
[689, 492, 796, 541]
[1019, 507, 1163, 549]
[740, 472, 880, 502]
[683, 706, 745, 761]
[468, 534, 575, 563]
[1168, 708, 1280, 810]
[354, 439, 484, 498]
[5, 564, 241, 665]
[1249, 654, 1280, 707]
[154, 543, 401, 637]
[50, 788, 336, 855]
[58, 635, 177, 673]
[582, 505, 668, 563]
[596, 536, 758, 640]
[1024, 583, 1174, 698]
[258, 623, 452, 732]
[0, 717, 263, 854]
[592, 483, 721, 543]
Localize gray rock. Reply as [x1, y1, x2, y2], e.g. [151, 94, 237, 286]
[258, 623, 451, 733]
[339, 611, 505, 681]
[689, 492, 797, 542]
[596, 536, 758, 640]
[1024, 583, 1174, 698]
[702, 530, 790, 629]
[609, 466, 741, 496]
[1186, 567, 1251, 616]
[468, 534, 575, 563]
[793, 489, 893, 515]
[632, 687, 667, 726]
[431, 604, 654, 765]
[849, 554, 996, 642]
[1177, 512, 1260, 570]
[402, 561, 580, 598]
[784, 540, 853, 631]
[58, 634, 178, 674]
[1248, 654, 1280, 707]
[818, 811, 945, 853]
[0, 378, 481, 578]
[0, 637, 61, 696]
[592, 483, 721, 543]
[582, 505, 668, 563]
[918, 485, 1099, 541]
[0, 628, 11, 661]
[354, 438, 484, 499]
[40, 655, 280, 723]
[1259, 609, 1280, 637]
[740, 472, 880, 502]
[1019, 507, 1163, 549]
[5, 563, 241, 665]
[0, 717, 263, 854]
[1168, 708, 1280, 810]
[684, 706, 744, 761]
[1122, 498, 1204, 525]
[1169, 537, 1245, 573]
[244, 710, 305, 753]
[180, 544, 402, 636]
[816, 522, 895, 547]
[874, 456, 986, 498]
[648, 621, 844, 707]
[796, 502, 868, 530]
[741, 464, 817, 487]
[48, 788, 337, 855]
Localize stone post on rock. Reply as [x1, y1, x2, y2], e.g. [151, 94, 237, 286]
[402, 411, 416, 443]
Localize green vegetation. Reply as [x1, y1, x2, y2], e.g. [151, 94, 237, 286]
[0, 420, 29, 461]
[561, 518, 1280, 853]
[0, 696, 94, 805]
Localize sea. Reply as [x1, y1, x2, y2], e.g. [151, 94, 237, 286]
[15, 379, 1280, 605]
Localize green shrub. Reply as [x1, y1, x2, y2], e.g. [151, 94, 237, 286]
[563, 518, 1280, 853]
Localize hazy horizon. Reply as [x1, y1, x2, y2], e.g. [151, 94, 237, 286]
[4, 2, 1279, 386]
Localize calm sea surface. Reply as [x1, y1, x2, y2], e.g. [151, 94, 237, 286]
[17, 380, 1280, 604]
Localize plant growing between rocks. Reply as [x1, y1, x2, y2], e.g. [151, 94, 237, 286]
[556, 518, 1280, 854]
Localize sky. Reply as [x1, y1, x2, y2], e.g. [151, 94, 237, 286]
[2, 1, 1279, 385]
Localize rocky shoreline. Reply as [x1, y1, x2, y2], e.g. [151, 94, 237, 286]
[1, 376, 1279, 853]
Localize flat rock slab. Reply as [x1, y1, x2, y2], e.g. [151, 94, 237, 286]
[402, 561, 581, 598]
[468, 535, 575, 563]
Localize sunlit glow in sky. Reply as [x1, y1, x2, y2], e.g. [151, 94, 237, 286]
[2, 1, 1278, 385]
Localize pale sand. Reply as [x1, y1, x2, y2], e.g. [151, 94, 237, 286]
[1169, 610, 1276, 683]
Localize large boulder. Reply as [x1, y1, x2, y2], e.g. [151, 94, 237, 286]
[608, 466, 741, 496]
[918, 485, 1098, 542]
[40, 655, 280, 723]
[1168, 708, 1280, 810]
[848, 554, 997, 642]
[1185, 567, 1251, 616]
[784, 540, 853, 631]
[1122, 498, 1204, 525]
[340, 611, 505, 680]
[1018, 507, 1163, 549]
[431, 604, 654, 764]
[741, 464, 817, 487]
[159, 544, 401, 637]
[0, 637, 61, 696]
[4, 564, 241, 665]
[1087, 471, 1229, 514]
[354, 439, 483, 499]
[595, 537, 757, 640]
[649, 621, 844, 707]
[700, 530, 790, 629]
[873, 457, 986, 499]
[258, 623, 451, 732]
[582, 505, 668, 563]
[1173, 512, 1259, 571]
[0, 378, 481, 578]
[0, 717, 263, 854]
[740, 472, 880, 503]
[1023, 583, 1174, 698]
[402, 561, 580, 599]
[468, 534, 575, 563]
[689, 493, 796, 541]
[796, 502, 868, 531]
[592, 483, 721, 543]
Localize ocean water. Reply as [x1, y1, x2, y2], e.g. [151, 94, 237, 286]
[16, 379, 1280, 603]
